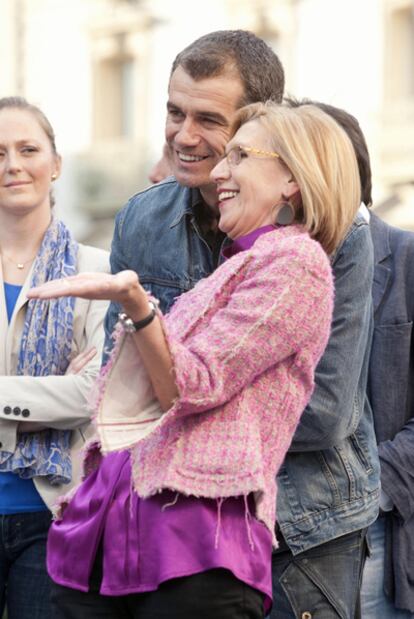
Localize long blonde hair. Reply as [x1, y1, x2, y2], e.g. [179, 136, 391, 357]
[233, 102, 361, 254]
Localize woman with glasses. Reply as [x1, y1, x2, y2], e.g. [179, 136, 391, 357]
[29, 102, 360, 619]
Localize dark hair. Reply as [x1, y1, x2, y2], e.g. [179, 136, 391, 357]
[0, 96, 58, 155]
[171, 30, 285, 105]
[285, 97, 372, 207]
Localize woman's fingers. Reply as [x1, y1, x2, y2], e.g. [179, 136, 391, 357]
[27, 270, 140, 302]
[66, 347, 97, 374]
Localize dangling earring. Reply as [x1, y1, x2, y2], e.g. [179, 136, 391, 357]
[51, 173, 57, 181]
[275, 201, 295, 226]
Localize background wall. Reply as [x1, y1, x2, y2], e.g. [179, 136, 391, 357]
[1, 0, 413, 247]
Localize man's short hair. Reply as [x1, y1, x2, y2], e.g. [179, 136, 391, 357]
[171, 30, 285, 105]
[285, 97, 373, 207]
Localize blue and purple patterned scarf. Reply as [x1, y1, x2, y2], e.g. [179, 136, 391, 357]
[0, 218, 78, 485]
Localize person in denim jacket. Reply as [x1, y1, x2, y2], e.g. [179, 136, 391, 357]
[312, 104, 414, 618]
[104, 32, 380, 619]
[267, 99, 381, 618]
[305, 100, 414, 619]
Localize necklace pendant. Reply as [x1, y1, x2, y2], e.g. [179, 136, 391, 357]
[17, 263, 24, 269]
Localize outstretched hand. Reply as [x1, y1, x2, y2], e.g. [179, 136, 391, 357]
[27, 270, 142, 307]
[29, 271, 177, 412]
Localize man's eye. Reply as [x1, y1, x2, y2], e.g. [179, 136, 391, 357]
[168, 109, 183, 119]
[201, 117, 219, 125]
[22, 146, 38, 154]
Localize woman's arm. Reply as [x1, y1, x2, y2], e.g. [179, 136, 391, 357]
[28, 239, 333, 417]
[28, 270, 178, 412]
[162, 245, 334, 416]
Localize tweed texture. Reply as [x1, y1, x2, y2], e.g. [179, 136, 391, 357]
[129, 225, 334, 543]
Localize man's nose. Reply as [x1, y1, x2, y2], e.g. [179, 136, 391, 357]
[174, 118, 200, 147]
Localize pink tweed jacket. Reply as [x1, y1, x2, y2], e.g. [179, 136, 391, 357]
[127, 225, 334, 542]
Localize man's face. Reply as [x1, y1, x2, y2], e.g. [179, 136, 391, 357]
[165, 65, 245, 208]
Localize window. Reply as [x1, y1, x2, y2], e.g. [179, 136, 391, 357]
[92, 33, 135, 141]
[385, 4, 414, 102]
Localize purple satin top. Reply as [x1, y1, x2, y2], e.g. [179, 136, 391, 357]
[47, 226, 277, 612]
[47, 451, 272, 610]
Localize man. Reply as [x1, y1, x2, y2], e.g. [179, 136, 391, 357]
[362, 209, 414, 618]
[104, 31, 379, 618]
[104, 30, 284, 323]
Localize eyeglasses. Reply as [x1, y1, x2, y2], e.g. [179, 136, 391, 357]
[224, 145, 280, 167]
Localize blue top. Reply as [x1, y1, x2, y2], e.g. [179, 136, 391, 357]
[0, 282, 48, 514]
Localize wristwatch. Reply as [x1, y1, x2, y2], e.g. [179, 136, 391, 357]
[118, 301, 157, 333]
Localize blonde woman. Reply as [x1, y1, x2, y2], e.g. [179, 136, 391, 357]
[0, 97, 109, 619]
[30, 103, 360, 619]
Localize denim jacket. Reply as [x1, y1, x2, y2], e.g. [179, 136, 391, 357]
[276, 216, 380, 554]
[105, 179, 380, 554]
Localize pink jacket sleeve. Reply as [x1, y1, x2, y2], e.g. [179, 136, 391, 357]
[163, 239, 334, 417]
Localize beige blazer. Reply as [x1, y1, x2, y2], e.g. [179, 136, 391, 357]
[0, 243, 109, 510]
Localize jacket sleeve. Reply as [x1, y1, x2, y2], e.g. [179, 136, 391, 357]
[289, 220, 374, 451]
[163, 243, 333, 417]
[0, 251, 109, 432]
[379, 420, 414, 522]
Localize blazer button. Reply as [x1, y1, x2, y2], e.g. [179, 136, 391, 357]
[21, 409, 30, 418]
[13, 407, 21, 416]
[3, 406, 12, 415]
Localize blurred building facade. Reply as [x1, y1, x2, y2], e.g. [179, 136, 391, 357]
[0, 0, 413, 247]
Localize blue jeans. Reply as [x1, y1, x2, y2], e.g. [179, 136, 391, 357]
[361, 517, 414, 618]
[0, 511, 53, 619]
[269, 528, 367, 619]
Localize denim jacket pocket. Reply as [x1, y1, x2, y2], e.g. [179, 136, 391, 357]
[349, 428, 373, 474]
[278, 438, 375, 521]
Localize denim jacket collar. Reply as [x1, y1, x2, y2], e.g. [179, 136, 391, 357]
[169, 188, 196, 228]
[169, 187, 207, 228]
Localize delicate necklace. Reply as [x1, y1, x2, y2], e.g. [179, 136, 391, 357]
[1, 251, 37, 270]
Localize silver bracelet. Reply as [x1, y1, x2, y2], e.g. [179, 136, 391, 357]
[118, 301, 157, 333]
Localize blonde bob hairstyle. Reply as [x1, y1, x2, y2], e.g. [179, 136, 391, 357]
[232, 102, 361, 254]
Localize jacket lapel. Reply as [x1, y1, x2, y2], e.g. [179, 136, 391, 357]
[0, 260, 36, 375]
[370, 213, 392, 314]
